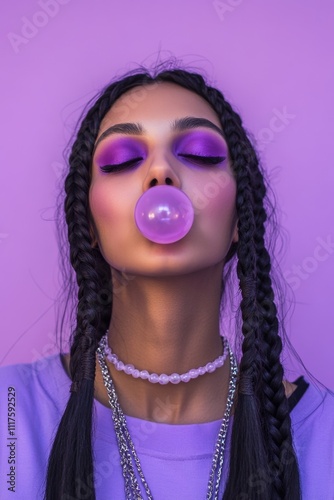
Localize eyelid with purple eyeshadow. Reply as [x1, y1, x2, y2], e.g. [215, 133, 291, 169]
[95, 131, 228, 172]
[95, 137, 147, 169]
[173, 131, 228, 158]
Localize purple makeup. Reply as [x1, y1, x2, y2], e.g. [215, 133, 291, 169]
[95, 130, 227, 173]
[95, 137, 146, 171]
[173, 131, 227, 159]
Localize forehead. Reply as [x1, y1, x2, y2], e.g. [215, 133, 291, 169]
[98, 82, 222, 133]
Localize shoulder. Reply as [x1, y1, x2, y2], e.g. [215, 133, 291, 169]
[290, 377, 334, 496]
[290, 377, 334, 424]
[0, 356, 72, 498]
[0, 354, 71, 413]
[290, 376, 334, 436]
[0, 353, 66, 382]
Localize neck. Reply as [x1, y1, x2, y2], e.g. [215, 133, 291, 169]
[95, 265, 234, 424]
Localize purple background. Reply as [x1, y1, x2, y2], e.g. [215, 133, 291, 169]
[1, 0, 333, 389]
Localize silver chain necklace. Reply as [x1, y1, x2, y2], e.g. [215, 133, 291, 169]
[96, 335, 238, 500]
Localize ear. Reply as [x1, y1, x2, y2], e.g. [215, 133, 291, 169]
[232, 221, 239, 244]
[89, 223, 99, 248]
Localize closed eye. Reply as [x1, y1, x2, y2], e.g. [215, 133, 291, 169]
[99, 153, 226, 173]
[99, 157, 143, 173]
[178, 154, 226, 165]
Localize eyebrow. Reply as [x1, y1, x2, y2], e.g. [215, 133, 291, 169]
[93, 116, 225, 152]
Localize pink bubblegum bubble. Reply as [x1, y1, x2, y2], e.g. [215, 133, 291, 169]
[134, 186, 194, 244]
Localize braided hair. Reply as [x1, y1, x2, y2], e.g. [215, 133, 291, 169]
[45, 64, 301, 499]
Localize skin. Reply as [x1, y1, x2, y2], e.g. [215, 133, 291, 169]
[62, 82, 296, 423]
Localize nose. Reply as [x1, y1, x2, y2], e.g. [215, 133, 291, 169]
[142, 154, 181, 191]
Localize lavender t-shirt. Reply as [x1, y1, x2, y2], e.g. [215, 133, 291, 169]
[0, 354, 333, 499]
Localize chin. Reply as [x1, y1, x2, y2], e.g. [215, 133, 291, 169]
[113, 255, 225, 278]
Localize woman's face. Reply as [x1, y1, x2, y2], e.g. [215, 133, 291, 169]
[89, 82, 238, 277]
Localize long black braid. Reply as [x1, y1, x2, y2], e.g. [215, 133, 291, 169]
[201, 85, 300, 498]
[45, 65, 301, 499]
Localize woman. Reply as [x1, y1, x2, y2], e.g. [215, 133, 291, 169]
[0, 64, 333, 500]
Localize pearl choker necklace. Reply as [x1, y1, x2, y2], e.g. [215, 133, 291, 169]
[102, 332, 229, 385]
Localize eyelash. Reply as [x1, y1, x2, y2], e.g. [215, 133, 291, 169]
[100, 157, 143, 173]
[99, 154, 226, 173]
[178, 154, 226, 165]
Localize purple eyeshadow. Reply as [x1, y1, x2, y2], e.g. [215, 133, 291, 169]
[174, 131, 227, 157]
[95, 138, 146, 166]
[94, 130, 227, 171]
